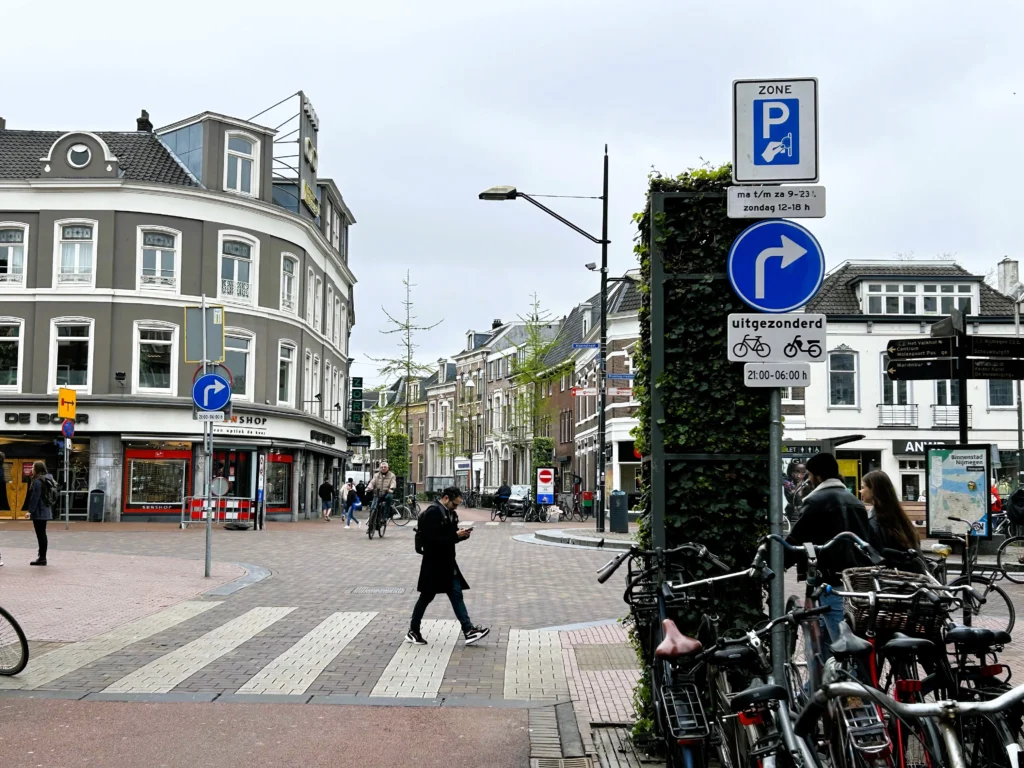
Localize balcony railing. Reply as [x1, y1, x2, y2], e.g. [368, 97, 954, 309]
[57, 270, 92, 286]
[0, 271, 24, 286]
[281, 294, 297, 313]
[932, 405, 972, 429]
[877, 404, 918, 428]
[141, 273, 176, 290]
[221, 278, 252, 302]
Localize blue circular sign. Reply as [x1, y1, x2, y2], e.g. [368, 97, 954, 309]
[192, 373, 232, 411]
[61, 419, 74, 438]
[727, 219, 825, 313]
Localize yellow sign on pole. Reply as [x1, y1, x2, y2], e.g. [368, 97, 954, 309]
[58, 387, 77, 420]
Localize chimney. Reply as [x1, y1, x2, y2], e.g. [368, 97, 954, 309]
[491, 318, 502, 330]
[136, 109, 153, 132]
[997, 257, 1020, 297]
[0, 117, 6, 130]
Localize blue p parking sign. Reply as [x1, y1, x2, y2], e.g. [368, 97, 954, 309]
[753, 98, 799, 166]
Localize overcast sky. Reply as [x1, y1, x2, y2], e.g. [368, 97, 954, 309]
[4, 0, 1022, 386]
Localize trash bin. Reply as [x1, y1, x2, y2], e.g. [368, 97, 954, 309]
[609, 490, 629, 534]
[88, 489, 105, 522]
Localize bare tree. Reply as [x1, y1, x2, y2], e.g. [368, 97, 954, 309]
[368, 271, 442, 477]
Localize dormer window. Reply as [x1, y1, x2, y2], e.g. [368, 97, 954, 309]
[865, 282, 975, 316]
[67, 144, 91, 168]
[224, 132, 258, 196]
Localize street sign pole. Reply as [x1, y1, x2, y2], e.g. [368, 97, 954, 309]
[957, 332, 969, 445]
[202, 293, 213, 578]
[64, 436, 69, 530]
[769, 388, 785, 686]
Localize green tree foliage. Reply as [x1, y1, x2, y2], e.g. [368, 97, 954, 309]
[629, 164, 771, 736]
[366, 400, 402, 450]
[530, 437, 555, 494]
[386, 433, 410, 482]
[508, 294, 560, 441]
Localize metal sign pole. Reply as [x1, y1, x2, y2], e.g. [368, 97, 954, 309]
[64, 438, 70, 530]
[769, 388, 785, 683]
[202, 293, 213, 578]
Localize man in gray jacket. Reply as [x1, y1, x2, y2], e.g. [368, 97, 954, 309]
[367, 461, 398, 518]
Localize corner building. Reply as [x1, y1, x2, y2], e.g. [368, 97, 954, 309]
[0, 96, 357, 521]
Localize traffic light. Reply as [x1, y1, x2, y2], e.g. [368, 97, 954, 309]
[350, 376, 363, 434]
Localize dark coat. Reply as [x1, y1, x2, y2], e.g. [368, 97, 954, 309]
[318, 482, 334, 502]
[416, 500, 469, 594]
[25, 475, 53, 521]
[785, 479, 870, 586]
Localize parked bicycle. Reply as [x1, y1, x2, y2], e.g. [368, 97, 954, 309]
[0, 604, 28, 676]
[391, 494, 421, 527]
[464, 489, 479, 509]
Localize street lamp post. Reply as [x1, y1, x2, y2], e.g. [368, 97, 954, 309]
[479, 146, 610, 532]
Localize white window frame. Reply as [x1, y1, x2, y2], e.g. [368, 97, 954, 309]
[217, 230, 259, 306]
[988, 378, 1016, 410]
[312, 354, 321, 416]
[49, 316, 95, 394]
[224, 327, 256, 403]
[303, 349, 313, 411]
[325, 286, 334, 341]
[331, 368, 341, 422]
[324, 361, 332, 420]
[324, 199, 333, 245]
[333, 298, 341, 347]
[827, 350, 859, 409]
[880, 353, 912, 406]
[277, 340, 297, 407]
[306, 269, 315, 325]
[336, 299, 345, 346]
[314, 277, 323, 332]
[223, 130, 260, 197]
[0, 222, 28, 290]
[132, 320, 179, 395]
[280, 254, 299, 315]
[0, 316, 25, 392]
[135, 225, 180, 293]
[53, 218, 98, 290]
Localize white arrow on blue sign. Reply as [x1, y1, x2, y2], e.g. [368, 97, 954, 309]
[727, 219, 825, 314]
[192, 373, 231, 411]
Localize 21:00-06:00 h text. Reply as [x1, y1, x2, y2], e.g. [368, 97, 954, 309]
[746, 369, 810, 382]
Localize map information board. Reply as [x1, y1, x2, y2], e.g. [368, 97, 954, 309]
[925, 445, 992, 539]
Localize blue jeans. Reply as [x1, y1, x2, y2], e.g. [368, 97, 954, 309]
[411, 577, 473, 634]
[345, 504, 359, 525]
[819, 591, 845, 660]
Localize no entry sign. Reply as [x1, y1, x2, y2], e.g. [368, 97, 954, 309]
[536, 467, 555, 506]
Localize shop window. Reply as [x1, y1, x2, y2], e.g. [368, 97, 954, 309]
[123, 447, 192, 513]
[265, 454, 293, 510]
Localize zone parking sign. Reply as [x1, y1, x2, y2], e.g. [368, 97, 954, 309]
[733, 78, 818, 184]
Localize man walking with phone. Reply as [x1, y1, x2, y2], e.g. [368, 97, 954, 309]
[406, 486, 489, 646]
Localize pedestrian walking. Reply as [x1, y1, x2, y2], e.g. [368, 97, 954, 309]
[318, 475, 335, 521]
[861, 470, 924, 573]
[406, 486, 489, 646]
[343, 478, 361, 528]
[24, 460, 56, 566]
[784, 452, 871, 652]
[0, 451, 8, 566]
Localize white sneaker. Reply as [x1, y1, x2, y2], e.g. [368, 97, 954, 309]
[345, 525, 351, 529]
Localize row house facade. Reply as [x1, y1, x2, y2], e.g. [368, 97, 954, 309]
[787, 258, 1021, 512]
[424, 361, 457, 490]
[452, 330, 490, 493]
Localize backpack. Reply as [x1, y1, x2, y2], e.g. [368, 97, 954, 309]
[41, 476, 59, 509]
[414, 526, 425, 555]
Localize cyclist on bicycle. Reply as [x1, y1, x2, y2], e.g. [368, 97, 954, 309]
[367, 461, 398, 518]
[495, 482, 511, 508]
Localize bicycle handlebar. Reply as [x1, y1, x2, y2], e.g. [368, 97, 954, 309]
[795, 681, 1024, 738]
[595, 543, 729, 584]
[755, 532, 884, 568]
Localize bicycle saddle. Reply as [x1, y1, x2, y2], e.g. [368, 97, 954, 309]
[730, 678, 787, 713]
[882, 632, 934, 656]
[655, 619, 702, 660]
[945, 625, 995, 649]
[830, 622, 873, 658]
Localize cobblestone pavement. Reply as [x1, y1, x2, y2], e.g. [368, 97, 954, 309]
[0, 522, 634, 712]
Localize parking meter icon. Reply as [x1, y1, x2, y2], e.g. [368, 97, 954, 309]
[754, 99, 799, 166]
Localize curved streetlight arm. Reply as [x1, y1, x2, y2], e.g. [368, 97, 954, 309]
[517, 193, 607, 245]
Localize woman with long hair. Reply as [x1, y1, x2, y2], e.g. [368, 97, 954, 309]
[861, 470, 921, 569]
[24, 460, 52, 566]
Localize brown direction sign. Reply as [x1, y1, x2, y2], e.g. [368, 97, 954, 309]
[886, 359, 956, 381]
[885, 337, 954, 360]
[967, 336, 1024, 358]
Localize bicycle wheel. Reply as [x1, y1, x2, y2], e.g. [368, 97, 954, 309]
[786, 595, 810, 710]
[997, 536, 1024, 584]
[732, 342, 750, 358]
[950, 576, 1015, 634]
[0, 606, 28, 676]
[367, 510, 376, 539]
[537, 506, 548, 523]
[490, 506, 498, 521]
[498, 505, 507, 522]
[377, 509, 388, 538]
[392, 505, 410, 526]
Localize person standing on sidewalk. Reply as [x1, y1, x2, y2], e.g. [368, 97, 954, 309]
[343, 478, 360, 529]
[406, 486, 489, 646]
[24, 461, 55, 566]
[319, 475, 335, 522]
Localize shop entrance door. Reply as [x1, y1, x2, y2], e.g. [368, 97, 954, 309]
[212, 450, 255, 502]
[3, 459, 44, 518]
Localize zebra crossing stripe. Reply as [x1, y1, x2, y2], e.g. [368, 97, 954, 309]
[370, 620, 461, 698]
[237, 611, 376, 694]
[103, 607, 295, 694]
[504, 629, 568, 701]
[0, 601, 221, 691]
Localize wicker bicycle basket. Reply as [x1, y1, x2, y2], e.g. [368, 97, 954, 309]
[841, 567, 949, 638]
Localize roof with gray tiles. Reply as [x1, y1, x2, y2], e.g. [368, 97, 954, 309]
[612, 278, 641, 313]
[0, 130, 199, 186]
[807, 262, 1015, 316]
[545, 293, 601, 368]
